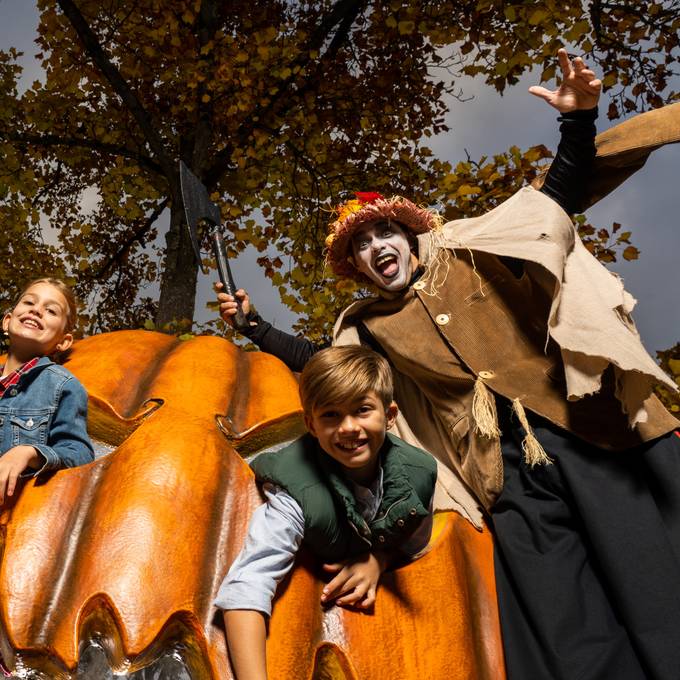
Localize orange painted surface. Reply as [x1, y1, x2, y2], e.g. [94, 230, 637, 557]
[0, 330, 504, 678]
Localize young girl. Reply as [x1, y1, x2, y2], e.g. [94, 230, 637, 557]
[0, 278, 94, 504]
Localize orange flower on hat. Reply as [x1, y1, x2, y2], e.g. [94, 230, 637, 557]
[334, 199, 363, 225]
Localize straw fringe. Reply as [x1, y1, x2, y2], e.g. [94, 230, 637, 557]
[421, 232, 484, 300]
[511, 398, 553, 467]
[421, 247, 449, 298]
[472, 377, 501, 439]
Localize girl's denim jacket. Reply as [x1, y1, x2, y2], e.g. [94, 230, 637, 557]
[0, 356, 94, 474]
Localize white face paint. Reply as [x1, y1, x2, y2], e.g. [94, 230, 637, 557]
[350, 221, 418, 292]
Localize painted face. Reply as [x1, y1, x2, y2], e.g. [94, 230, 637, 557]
[305, 391, 398, 485]
[350, 220, 418, 292]
[2, 282, 73, 358]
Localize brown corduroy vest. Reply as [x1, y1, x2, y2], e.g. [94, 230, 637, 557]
[351, 249, 677, 508]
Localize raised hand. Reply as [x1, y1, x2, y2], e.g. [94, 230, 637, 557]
[529, 48, 601, 113]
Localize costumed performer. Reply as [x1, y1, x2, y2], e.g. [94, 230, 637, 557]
[217, 49, 680, 680]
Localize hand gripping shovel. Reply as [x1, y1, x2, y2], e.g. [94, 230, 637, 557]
[179, 161, 249, 331]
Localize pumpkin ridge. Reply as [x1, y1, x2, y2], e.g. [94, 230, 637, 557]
[87, 395, 164, 448]
[193, 443, 259, 634]
[120, 339, 181, 416]
[135, 336, 242, 417]
[29, 460, 109, 647]
[221, 347, 305, 453]
[0, 468, 92, 655]
[65, 331, 179, 419]
[216, 411, 305, 456]
[220, 343, 253, 439]
[72, 598, 215, 679]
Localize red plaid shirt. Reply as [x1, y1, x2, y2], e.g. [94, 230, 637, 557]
[0, 357, 40, 398]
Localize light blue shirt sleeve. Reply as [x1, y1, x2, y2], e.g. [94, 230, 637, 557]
[214, 485, 305, 616]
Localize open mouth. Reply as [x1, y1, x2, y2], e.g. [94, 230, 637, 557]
[336, 439, 368, 452]
[20, 317, 43, 330]
[374, 252, 398, 278]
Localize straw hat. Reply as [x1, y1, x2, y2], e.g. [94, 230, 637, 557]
[325, 192, 442, 280]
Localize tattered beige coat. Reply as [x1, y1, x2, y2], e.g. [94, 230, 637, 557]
[333, 104, 680, 527]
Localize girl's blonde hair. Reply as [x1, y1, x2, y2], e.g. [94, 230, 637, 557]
[299, 346, 393, 416]
[16, 278, 78, 333]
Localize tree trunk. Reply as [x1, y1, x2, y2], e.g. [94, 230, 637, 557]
[155, 205, 199, 328]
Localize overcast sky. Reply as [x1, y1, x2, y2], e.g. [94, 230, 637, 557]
[2, 1, 678, 353]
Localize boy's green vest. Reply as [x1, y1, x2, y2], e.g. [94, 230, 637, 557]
[251, 432, 437, 562]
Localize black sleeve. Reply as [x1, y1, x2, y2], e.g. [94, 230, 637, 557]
[539, 107, 597, 214]
[240, 311, 326, 372]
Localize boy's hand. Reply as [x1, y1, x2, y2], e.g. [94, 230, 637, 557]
[0, 445, 41, 504]
[321, 551, 389, 609]
[529, 48, 601, 113]
[215, 283, 252, 329]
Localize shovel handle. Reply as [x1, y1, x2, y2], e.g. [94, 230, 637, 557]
[212, 230, 249, 332]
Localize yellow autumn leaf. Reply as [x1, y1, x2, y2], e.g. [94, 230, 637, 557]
[602, 73, 617, 87]
[528, 9, 549, 25]
[622, 245, 639, 261]
[457, 185, 482, 196]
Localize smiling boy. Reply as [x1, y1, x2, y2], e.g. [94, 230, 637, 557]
[215, 345, 437, 680]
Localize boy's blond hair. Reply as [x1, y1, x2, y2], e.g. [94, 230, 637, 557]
[299, 346, 393, 415]
[16, 278, 78, 333]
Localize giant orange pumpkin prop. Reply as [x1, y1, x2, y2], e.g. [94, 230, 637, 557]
[2, 103, 678, 678]
[0, 330, 504, 678]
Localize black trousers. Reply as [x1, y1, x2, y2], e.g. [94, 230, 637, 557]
[491, 419, 680, 680]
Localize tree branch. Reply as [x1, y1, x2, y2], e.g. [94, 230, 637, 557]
[182, 0, 219, 174]
[55, 0, 176, 182]
[205, 0, 367, 185]
[91, 197, 169, 281]
[325, 0, 364, 59]
[1, 130, 163, 175]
